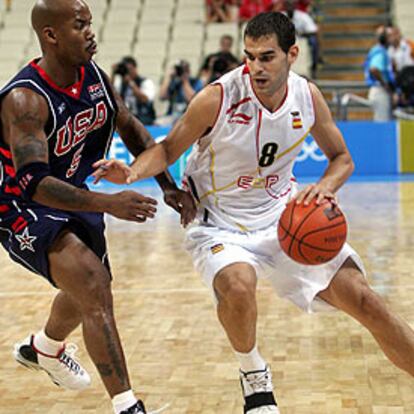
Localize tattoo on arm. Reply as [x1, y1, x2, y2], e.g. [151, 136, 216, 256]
[35, 177, 91, 210]
[11, 111, 48, 169]
[12, 111, 44, 129]
[13, 134, 48, 169]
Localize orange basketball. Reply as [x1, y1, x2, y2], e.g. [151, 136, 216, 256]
[277, 198, 347, 265]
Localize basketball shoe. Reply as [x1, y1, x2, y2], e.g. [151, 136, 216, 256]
[120, 400, 146, 414]
[120, 400, 170, 414]
[13, 334, 91, 390]
[240, 365, 279, 413]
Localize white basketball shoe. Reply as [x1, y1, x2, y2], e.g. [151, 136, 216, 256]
[240, 365, 279, 413]
[13, 334, 91, 390]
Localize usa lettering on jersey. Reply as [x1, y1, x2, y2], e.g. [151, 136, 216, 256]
[55, 101, 108, 157]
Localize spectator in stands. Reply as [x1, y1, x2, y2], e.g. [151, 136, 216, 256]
[395, 65, 414, 111]
[199, 34, 240, 85]
[206, 0, 234, 23]
[159, 60, 203, 124]
[111, 56, 156, 126]
[387, 26, 414, 74]
[364, 26, 396, 121]
[5, 0, 11, 11]
[271, 0, 321, 77]
[295, 0, 312, 12]
[239, 0, 273, 21]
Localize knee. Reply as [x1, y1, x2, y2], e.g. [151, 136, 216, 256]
[214, 269, 256, 311]
[77, 264, 112, 314]
[357, 285, 388, 329]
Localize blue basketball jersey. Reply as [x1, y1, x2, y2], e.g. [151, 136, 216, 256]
[0, 59, 118, 206]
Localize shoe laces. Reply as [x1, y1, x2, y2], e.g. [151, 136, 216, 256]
[58, 343, 82, 375]
[243, 369, 272, 394]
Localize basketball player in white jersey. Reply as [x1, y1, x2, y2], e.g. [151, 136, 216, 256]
[94, 12, 414, 414]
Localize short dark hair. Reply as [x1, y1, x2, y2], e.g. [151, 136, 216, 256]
[244, 12, 296, 54]
[221, 34, 233, 42]
[122, 56, 137, 67]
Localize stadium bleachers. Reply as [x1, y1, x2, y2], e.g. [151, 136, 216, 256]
[0, 0, 313, 115]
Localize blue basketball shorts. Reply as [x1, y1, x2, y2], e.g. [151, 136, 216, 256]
[0, 201, 111, 286]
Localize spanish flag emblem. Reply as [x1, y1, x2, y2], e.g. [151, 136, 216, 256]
[291, 111, 303, 129]
[211, 244, 224, 254]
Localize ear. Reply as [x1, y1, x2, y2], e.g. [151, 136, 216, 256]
[287, 44, 299, 65]
[42, 26, 58, 45]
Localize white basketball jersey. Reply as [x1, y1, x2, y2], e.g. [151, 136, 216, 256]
[183, 65, 315, 232]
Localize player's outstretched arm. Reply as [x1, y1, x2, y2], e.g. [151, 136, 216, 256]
[1, 88, 157, 223]
[109, 79, 197, 225]
[296, 83, 355, 205]
[94, 84, 221, 184]
[111, 79, 176, 190]
[128, 84, 222, 182]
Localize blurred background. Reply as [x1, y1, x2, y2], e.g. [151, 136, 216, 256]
[0, 0, 413, 184]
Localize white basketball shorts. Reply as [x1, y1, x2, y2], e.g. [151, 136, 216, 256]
[184, 219, 365, 313]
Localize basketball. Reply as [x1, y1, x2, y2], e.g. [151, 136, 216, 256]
[277, 198, 347, 265]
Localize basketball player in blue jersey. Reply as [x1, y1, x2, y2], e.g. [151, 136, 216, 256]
[0, 1, 195, 413]
[95, 12, 414, 414]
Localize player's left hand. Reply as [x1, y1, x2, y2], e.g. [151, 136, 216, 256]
[294, 183, 337, 206]
[163, 188, 196, 227]
[92, 159, 131, 184]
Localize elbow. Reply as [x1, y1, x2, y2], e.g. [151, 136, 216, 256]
[345, 153, 355, 177]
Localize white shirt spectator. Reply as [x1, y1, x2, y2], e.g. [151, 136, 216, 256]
[291, 9, 318, 35]
[388, 38, 414, 72]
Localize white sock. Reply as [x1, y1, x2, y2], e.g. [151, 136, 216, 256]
[234, 344, 266, 373]
[112, 390, 138, 414]
[33, 329, 64, 357]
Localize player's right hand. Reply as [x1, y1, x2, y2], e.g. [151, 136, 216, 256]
[108, 190, 157, 222]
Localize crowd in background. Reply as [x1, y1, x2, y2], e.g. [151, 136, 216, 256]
[365, 25, 414, 121]
[112, 0, 320, 126]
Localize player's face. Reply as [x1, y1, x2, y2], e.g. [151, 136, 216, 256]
[244, 34, 297, 97]
[56, 1, 96, 66]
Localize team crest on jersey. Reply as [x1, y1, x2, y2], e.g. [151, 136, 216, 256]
[15, 227, 37, 252]
[88, 83, 105, 100]
[210, 243, 224, 254]
[291, 111, 303, 129]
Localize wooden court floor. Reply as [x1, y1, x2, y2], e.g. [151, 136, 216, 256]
[0, 181, 414, 414]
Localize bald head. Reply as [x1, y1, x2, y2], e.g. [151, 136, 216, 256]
[31, 0, 87, 36]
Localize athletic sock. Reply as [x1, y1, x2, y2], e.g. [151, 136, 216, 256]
[33, 329, 64, 356]
[113, 390, 138, 414]
[234, 344, 267, 373]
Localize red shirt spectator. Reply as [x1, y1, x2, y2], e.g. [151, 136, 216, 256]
[239, 0, 273, 21]
[295, 0, 312, 12]
[206, 0, 233, 22]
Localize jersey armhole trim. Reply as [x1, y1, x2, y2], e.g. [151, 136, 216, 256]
[307, 80, 317, 127]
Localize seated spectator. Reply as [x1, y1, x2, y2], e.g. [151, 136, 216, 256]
[239, 0, 273, 22]
[5, 0, 11, 11]
[387, 26, 414, 74]
[227, 0, 242, 21]
[159, 60, 203, 124]
[364, 26, 395, 121]
[209, 52, 240, 82]
[111, 56, 156, 125]
[206, 0, 233, 23]
[271, 0, 321, 77]
[395, 65, 414, 109]
[295, 0, 312, 12]
[199, 34, 240, 84]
